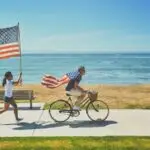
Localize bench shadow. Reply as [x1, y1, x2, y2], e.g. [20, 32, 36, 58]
[7, 106, 41, 110]
[3, 120, 117, 130]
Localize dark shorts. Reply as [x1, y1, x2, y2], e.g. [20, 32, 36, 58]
[4, 96, 13, 103]
[4, 96, 17, 109]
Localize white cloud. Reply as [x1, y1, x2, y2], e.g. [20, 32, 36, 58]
[22, 30, 150, 53]
[22, 30, 106, 53]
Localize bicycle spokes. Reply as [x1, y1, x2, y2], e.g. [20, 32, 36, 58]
[86, 100, 109, 121]
[49, 100, 72, 122]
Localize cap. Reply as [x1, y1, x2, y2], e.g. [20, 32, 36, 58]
[78, 66, 85, 71]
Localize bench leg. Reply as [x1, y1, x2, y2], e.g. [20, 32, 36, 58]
[30, 99, 32, 109]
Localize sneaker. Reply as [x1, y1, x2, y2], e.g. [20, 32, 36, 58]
[16, 118, 23, 122]
[73, 106, 81, 111]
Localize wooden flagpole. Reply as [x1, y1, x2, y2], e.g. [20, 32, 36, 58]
[17, 23, 22, 83]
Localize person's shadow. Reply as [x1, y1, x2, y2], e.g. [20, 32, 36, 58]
[3, 120, 117, 130]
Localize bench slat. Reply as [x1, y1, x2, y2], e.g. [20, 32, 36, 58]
[0, 90, 34, 100]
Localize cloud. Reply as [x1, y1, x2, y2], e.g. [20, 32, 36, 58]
[22, 30, 106, 53]
[22, 30, 150, 53]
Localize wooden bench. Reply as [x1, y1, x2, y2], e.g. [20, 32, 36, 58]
[0, 90, 34, 109]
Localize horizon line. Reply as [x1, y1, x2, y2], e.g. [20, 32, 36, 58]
[21, 52, 150, 55]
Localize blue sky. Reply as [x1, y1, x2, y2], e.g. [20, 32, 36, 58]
[0, 0, 150, 53]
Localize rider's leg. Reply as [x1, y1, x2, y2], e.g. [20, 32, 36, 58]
[66, 89, 86, 110]
[74, 93, 86, 106]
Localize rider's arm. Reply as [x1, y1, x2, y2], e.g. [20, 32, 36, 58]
[74, 81, 85, 92]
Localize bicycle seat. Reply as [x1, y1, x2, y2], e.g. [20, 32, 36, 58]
[66, 93, 71, 96]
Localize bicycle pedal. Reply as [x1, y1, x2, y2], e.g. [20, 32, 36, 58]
[70, 110, 80, 117]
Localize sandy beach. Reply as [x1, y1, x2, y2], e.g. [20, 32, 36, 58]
[1, 84, 150, 109]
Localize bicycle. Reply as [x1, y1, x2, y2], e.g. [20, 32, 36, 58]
[48, 91, 109, 123]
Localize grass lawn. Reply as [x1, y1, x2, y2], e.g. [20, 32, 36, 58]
[0, 137, 150, 150]
[43, 101, 150, 110]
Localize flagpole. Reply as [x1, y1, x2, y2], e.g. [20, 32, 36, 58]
[18, 23, 22, 83]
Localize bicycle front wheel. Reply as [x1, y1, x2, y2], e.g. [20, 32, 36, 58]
[86, 100, 109, 121]
[49, 99, 72, 123]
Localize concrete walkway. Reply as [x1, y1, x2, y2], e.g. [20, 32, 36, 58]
[0, 103, 150, 137]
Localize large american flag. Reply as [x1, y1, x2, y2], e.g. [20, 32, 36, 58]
[41, 74, 70, 88]
[41, 71, 79, 88]
[0, 25, 20, 59]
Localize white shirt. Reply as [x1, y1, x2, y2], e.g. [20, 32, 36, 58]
[4, 80, 13, 97]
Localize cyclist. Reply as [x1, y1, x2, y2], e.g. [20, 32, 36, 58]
[65, 66, 86, 110]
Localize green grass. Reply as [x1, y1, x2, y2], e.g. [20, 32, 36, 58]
[0, 137, 150, 150]
[1, 100, 40, 103]
[15, 100, 40, 103]
[43, 102, 50, 109]
[125, 104, 143, 109]
[43, 102, 88, 110]
[125, 104, 150, 109]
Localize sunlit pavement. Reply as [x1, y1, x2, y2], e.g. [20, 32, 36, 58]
[0, 103, 150, 137]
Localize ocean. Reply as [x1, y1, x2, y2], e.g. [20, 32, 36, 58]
[0, 53, 150, 85]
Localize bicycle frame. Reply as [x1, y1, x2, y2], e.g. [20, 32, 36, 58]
[67, 96, 99, 113]
[67, 96, 91, 109]
[49, 92, 109, 122]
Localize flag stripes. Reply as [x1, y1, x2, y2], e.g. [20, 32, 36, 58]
[0, 43, 20, 59]
[41, 74, 70, 88]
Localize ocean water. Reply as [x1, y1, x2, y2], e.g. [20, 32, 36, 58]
[0, 53, 150, 85]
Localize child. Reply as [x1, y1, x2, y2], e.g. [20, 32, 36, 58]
[0, 71, 23, 121]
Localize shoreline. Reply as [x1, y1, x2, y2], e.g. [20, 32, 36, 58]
[1, 84, 150, 109]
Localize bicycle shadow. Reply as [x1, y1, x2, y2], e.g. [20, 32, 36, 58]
[69, 120, 117, 128]
[3, 120, 117, 130]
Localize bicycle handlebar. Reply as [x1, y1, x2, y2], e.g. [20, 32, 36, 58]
[84, 90, 98, 94]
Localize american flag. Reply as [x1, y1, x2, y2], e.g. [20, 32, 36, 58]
[0, 25, 20, 59]
[41, 74, 70, 88]
[41, 71, 80, 88]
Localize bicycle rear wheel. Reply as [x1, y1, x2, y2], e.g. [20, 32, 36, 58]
[86, 100, 109, 121]
[49, 99, 72, 123]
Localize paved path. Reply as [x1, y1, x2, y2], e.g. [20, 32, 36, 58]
[0, 103, 150, 137]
